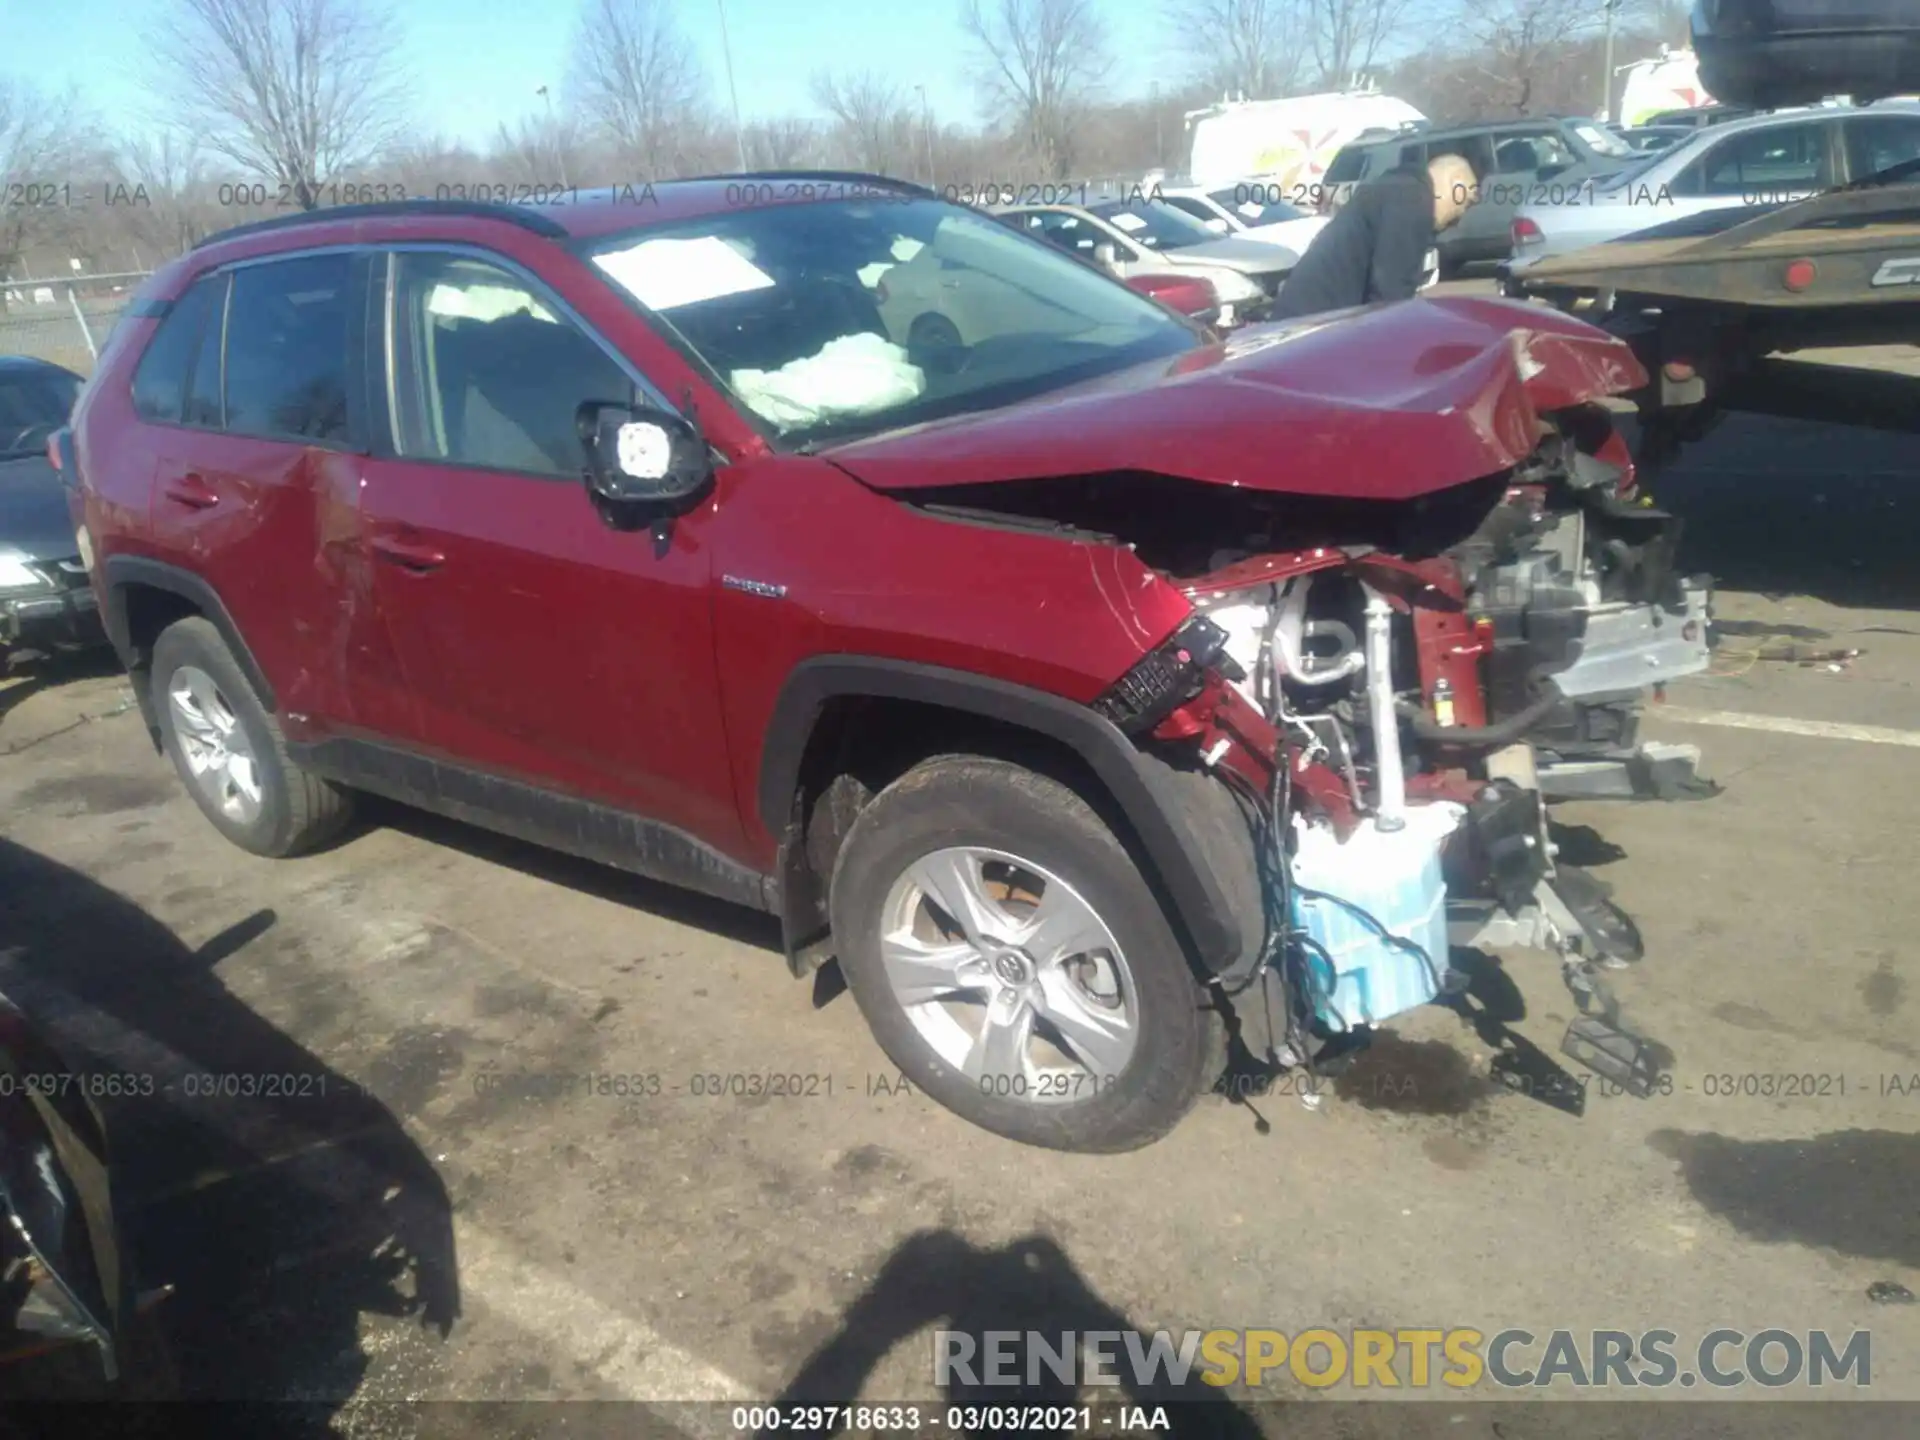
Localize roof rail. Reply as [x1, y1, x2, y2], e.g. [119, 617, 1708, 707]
[192, 199, 570, 251]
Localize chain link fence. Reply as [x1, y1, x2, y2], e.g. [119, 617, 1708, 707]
[0, 273, 151, 376]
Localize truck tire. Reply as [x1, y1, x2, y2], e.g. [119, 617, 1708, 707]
[151, 616, 352, 858]
[828, 755, 1217, 1152]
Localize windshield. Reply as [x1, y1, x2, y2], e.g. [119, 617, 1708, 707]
[0, 368, 79, 459]
[1208, 189, 1309, 226]
[1087, 199, 1216, 251]
[586, 198, 1197, 448]
[1573, 121, 1637, 158]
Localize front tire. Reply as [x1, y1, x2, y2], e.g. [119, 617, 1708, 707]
[151, 617, 352, 857]
[828, 756, 1215, 1152]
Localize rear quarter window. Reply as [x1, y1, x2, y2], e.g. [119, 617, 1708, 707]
[222, 253, 355, 444]
[131, 278, 218, 423]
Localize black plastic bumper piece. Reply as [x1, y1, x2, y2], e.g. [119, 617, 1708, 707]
[1442, 781, 1549, 916]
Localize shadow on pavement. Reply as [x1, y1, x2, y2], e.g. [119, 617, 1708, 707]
[362, 795, 784, 956]
[1648, 1127, 1919, 1271]
[0, 837, 459, 1410]
[1642, 412, 1920, 610]
[766, 1230, 1265, 1438]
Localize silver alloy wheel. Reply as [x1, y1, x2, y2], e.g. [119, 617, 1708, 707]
[168, 664, 264, 825]
[878, 846, 1138, 1103]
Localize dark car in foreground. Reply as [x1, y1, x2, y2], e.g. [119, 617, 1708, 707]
[66, 179, 1692, 1151]
[0, 357, 100, 663]
[0, 986, 149, 1395]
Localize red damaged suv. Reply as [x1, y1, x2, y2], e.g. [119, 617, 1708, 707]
[64, 175, 1689, 1151]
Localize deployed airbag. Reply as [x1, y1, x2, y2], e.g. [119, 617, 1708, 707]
[731, 332, 927, 429]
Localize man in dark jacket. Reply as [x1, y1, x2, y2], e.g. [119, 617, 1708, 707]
[1270, 154, 1477, 320]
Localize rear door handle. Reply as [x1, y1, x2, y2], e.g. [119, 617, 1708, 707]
[370, 534, 447, 573]
[162, 473, 219, 509]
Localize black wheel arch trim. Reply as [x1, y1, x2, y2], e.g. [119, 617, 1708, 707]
[100, 555, 277, 711]
[757, 656, 1248, 975]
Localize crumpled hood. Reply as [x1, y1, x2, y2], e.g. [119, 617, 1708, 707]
[827, 294, 1647, 503]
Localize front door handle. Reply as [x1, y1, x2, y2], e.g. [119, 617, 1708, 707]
[162, 473, 219, 509]
[370, 535, 447, 573]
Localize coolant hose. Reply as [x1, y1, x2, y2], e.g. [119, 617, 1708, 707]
[1395, 682, 1565, 746]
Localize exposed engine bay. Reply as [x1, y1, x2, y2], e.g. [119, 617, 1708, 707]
[915, 413, 1700, 1099]
[917, 410, 1715, 800]
[1185, 419, 1716, 803]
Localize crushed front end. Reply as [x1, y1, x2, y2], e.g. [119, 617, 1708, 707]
[1126, 541, 1673, 1098]
[834, 296, 1700, 1101]
[1450, 411, 1717, 803]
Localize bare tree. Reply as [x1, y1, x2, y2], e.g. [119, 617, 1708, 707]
[115, 129, 216, 257]
[142, 0, 408, 212]
[961, 0, 1112, 179]
[1308, 0, 1414, 88]
[1169, 0, 1304, 101]
[811, 70, 916, 175]
[0, 81, 100, 298]
[569, 0, 709, 178]
[494, 111, 589, 188]
[1467, 0, 1596, 114]
[1642, 0, 1690, 46]
[375, 132, 488, 195]
[743, 117, 827, 169]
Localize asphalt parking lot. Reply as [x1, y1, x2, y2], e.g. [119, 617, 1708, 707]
[1, 326, 1917, 1434]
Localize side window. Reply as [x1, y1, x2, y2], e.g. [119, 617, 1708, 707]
[130, 277, 217, 423]
[224, 253, 354, 443]
[183, 274, 229, 429]
[1492, 131, 1572, 175]
[1846, 115, 1920, 179]
[1027, 211, 1097, 258]
[1163, 196, 1223, 229]
[1429, 135, 1494, 179]
[388, 251, 635, 479]
[1323, 147, 1367, 184]
[1684, 122, 1833, 197]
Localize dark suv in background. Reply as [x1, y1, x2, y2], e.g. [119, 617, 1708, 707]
[1324, 116, 1645, 274]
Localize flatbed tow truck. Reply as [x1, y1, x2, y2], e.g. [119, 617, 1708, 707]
[1501, 160, 1920, 472]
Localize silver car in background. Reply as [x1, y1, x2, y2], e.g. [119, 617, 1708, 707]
[1507, 101, 1920, 266]
[993, 199, 1297, 327]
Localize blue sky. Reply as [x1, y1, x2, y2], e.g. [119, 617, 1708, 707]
[10, 0, 1176, 148]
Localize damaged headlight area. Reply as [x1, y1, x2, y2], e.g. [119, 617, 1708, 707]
[1088, 614, 1241, 736]
[1070, 480, 1677, 1104]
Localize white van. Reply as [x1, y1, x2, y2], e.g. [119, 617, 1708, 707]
[1186, 91, 1428, 195]
[1619, 47, 1714, 127]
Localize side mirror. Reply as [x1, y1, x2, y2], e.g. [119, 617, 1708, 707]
[576, 401, 712, 506]
[1093, 241, 1120, 270]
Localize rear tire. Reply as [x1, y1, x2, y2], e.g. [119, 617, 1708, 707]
[151, 617, 352, 858]
[829, 755, 1216, 1152]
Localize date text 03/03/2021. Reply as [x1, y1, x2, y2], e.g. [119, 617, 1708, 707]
[731, 1406, 1171, 1434]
